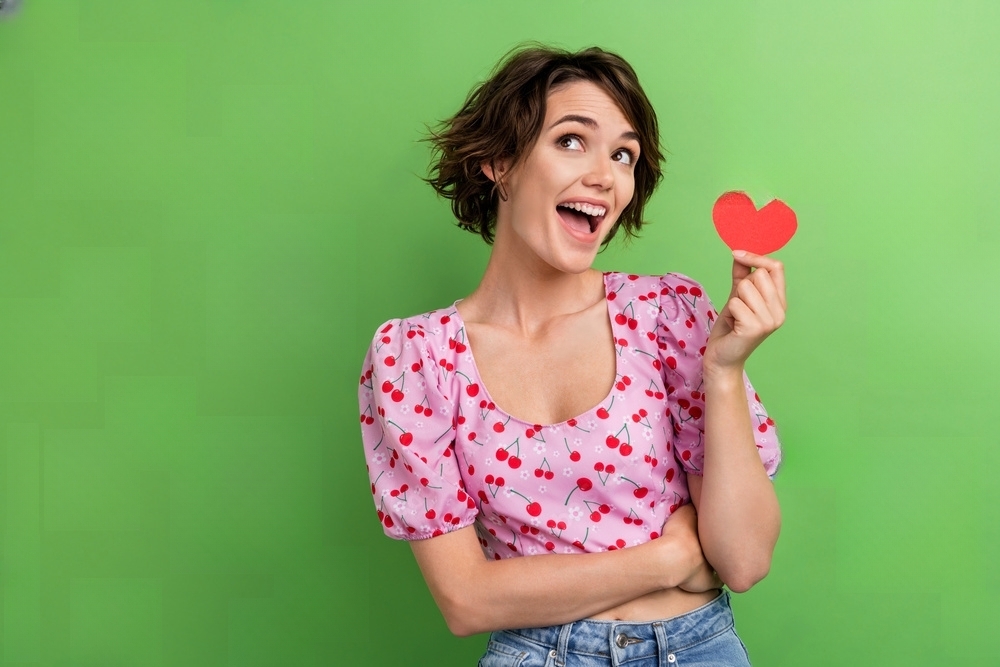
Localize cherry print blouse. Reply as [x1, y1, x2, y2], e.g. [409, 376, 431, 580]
[357, 272, 781, 558]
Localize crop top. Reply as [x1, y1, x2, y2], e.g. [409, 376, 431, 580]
[357, 272, 782, 558]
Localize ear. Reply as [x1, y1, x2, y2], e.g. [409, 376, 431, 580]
[480, 160, 507, 183]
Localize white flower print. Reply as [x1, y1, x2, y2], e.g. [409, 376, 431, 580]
[567, 506, 583, 521]
[400, 405, 410, 415]
[415, 421, 424, 428]
[404, 341, 413, 350]
[563, 467, 574, 477]
[586, 420, 596, 430]
[538, 486, 547, 494]
[643, 428, 653, 441]
[485, 457, 493, 466]
[373, 452, 386, 465]
[573, 438, 582, 447]
[533, 442, 546, 455]
[648, 306, 658, 318]
[386, 470, 395, 479]
[527, 546, 538, 555]
[416, 380, 426, 390]
[520, 470, 530, 480]
[392, 501, 405, 513]
[438, 405, 450, 417]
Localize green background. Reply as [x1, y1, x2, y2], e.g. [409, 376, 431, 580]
[1, 1, 998, 665]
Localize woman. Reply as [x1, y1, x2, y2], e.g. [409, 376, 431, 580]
[358, 44, 784, 666]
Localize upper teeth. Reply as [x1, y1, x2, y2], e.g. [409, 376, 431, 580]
[560, 202, 606, 217]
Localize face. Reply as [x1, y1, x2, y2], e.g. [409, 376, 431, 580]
[487, 80, 640, 274]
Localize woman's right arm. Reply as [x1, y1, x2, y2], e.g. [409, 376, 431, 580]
[409, 503, 719, 637]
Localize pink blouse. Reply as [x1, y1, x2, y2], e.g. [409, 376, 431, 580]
[358, 272, 781, 558]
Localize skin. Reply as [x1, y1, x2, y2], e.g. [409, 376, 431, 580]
[408, 80, 784, 637]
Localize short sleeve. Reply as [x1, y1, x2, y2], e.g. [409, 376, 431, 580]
[656, 274, 782, 479]
[358, 318, 479, 539]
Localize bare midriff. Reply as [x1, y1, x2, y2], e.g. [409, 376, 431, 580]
[588, 587, 721, 622]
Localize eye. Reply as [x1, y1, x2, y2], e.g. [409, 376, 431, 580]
[557, 134, 583, 151]
[613, 148, 637, 166]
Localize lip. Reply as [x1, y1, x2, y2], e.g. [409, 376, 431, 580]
[557, 197, 612, 211]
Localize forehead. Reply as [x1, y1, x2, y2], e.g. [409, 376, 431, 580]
[544, 80, 635, 132]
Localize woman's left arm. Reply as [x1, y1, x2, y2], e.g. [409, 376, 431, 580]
[689, 250, 786, 593]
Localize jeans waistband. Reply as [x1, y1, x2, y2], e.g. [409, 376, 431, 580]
[498, 591, 734, 664]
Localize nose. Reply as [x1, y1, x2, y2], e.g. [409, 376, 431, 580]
[582, 154, 614, 191]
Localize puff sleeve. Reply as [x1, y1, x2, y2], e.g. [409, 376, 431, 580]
[358, 318, 479, 539]
[656, 274, 782, 479]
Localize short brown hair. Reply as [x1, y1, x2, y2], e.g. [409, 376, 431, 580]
[425, 44, 665, 245]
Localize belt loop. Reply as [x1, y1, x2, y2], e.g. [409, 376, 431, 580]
[554, 621, 573, 666]
[653, 621, 670, 667]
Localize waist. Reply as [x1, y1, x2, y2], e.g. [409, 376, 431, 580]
[589, 586, 721, 622]
[497, 590, 735, 657]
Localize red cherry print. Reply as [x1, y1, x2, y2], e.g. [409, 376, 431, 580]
[573, 541, 585, 550]
[495, 477, 505, 487]
[599, 504, 611, 514]
[485, 474, 495, 484]
[627, 318, 638, 330]
[615, 313, 627, 325]
[616, 539, 626, 549]
[384, 515, 394, 528]
[605, 464, 615, 474]
[616, 338, 628, 347]
[547, 519, 556, 528]
[467, 465, 475, 475]
[758, 423, 768, 432]
[545, 542, 555, 551]
[424, 408, 433, 417]
[666, 356, 677, 370]
[633, 487, 648, 498]
[666, 468, 675, 482]
[526, 428, 535, 438]
[381, 381, 393, 394]
[496, 448, 509, 461]
[676, 285, 688, 295]
[567, 419, 577, 427]
[691, 391, 701, 400]
[577, 478, 593, 492]
[607, 292, 617, 301]
[570, 451, 581, 462]
[467, 383, 480, 396]
[391, 390, 404, 403]
[681, 450, 692, 461]
[689, 407, 702, 419]
[399, 432, 413, 446]
[619, 444, 633, 456]
[440, 315, 451, 324]
[766, 418, 775, 426]
[597, 408, 610, 419]
[527, 502, 542, 517]
[616, 381, 626, 391]
[411, 363, 420, 372]
[594, 462, 605, 472]
[385, 356, 395, 367]
[406, 330, 416, 339]
[606, 435, 619, 449]
[415, 405, 424, 414]
[426, 509, 436, 520]
[590, 511, 602, 522]
[365, 416, 374, 425]
[488, 402, 496, 410]
[534, 468, 544, 478]
[507, 456, 522, 469]
[690, 287, 702, 298]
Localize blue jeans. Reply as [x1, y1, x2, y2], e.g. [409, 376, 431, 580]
[478, 592, 752, 667]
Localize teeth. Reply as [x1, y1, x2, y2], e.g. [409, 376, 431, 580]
[559, 202, 607, 218]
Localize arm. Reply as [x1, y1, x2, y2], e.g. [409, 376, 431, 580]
[409, 503, 720, 637]
[690, 251, 785, 593]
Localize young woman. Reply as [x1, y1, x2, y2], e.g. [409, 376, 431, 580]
[358, 45, 785, 666]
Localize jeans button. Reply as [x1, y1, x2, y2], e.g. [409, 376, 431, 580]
[667, 654, 677, 663]
[615, 633, 629, 649]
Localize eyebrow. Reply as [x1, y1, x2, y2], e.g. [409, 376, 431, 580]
[548, 114, 641, 143]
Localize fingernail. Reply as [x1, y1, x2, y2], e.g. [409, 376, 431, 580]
[732, 250, 747, 258]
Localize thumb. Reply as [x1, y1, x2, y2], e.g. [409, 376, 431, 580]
[730, 253, 751, 292]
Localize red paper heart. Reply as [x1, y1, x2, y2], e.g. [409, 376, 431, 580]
[712, 191, 797, 255]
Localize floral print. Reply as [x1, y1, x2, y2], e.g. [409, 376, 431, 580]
[358, 273, 781, 559]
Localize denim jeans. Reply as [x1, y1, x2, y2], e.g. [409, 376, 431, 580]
[478, 592, 752, 667]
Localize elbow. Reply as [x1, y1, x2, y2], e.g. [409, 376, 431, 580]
[435, 588, 487, 637]
[721, 558, 771, 594]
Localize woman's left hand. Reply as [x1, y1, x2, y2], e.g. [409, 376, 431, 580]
[704, 250, 786, 373]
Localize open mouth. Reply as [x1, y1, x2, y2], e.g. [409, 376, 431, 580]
[557, 202, 607, 235]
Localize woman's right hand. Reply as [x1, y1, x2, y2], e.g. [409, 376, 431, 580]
[659, 503, 723, 593]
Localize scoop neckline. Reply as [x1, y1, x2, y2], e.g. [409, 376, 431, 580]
[448, 271, 622, 430]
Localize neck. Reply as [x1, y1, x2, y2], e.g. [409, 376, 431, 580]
[460, 225, 604, 336]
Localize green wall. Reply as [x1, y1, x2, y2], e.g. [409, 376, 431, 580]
[1, 1, 998, 665]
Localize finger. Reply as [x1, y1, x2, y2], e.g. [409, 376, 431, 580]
[734, 251, 785, 310]
[725, 295, 763, 337]
[747, 269, 786, 326]
[730, 257, 751, 295]
[735, 279, 776, 330]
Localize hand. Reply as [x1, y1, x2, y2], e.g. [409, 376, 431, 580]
[704, 250, 787, 373]
[659, 504, 723, 592]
